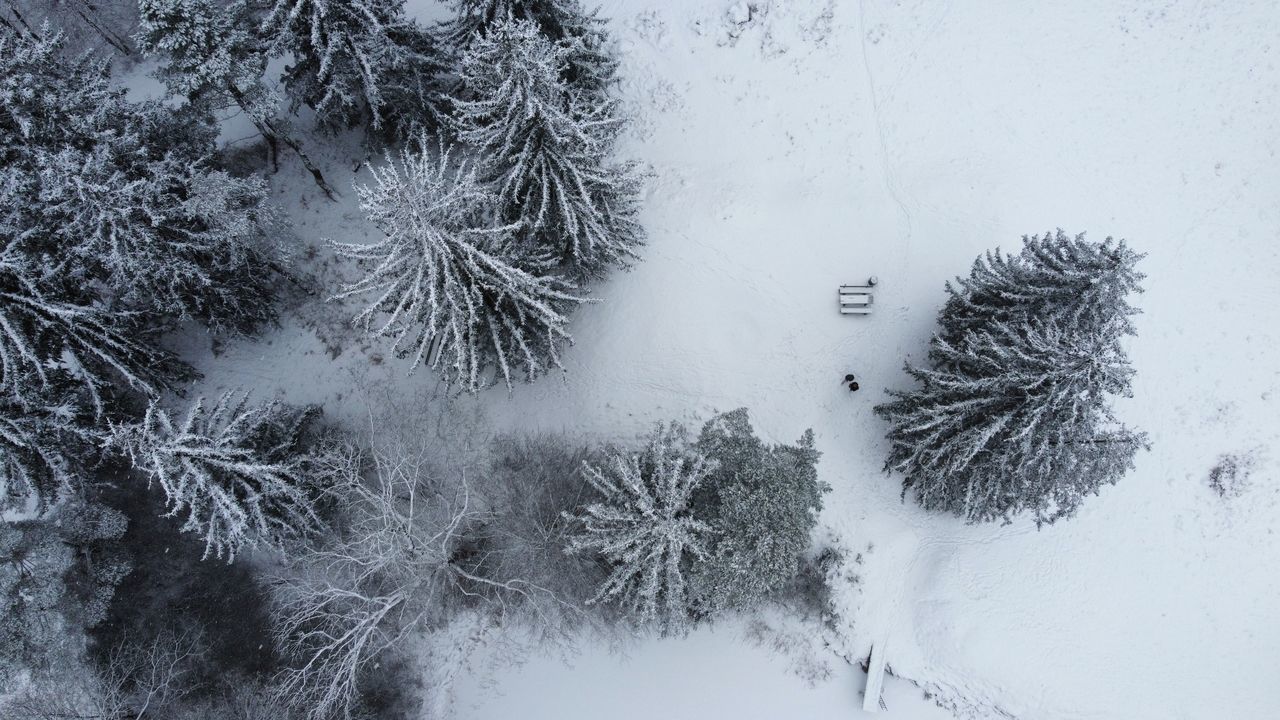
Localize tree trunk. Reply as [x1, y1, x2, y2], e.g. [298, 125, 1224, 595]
[275, 129, 340, 201]
[70, 0, 134, 56]
[1, 2, 40, 39]
[228, 85, 338, 201]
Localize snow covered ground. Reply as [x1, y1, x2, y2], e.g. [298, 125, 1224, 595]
[189, 0, 1280, 717]
[450, 622, 957, 719]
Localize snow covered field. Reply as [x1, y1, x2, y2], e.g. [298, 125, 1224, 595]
[190, 0, 1280, 717]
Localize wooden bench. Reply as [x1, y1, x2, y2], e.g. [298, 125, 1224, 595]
[839, 283, 875, 315]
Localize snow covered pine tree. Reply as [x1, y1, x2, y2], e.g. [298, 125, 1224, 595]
[565, 425, 713, 633]
[115, 393, 329, 559]
[34, 142, 282, 333]
[262, 0, 448, 138]
[135, 0, 342, 196]
[0, 387, 100, 514]
[1, 201, 176, 510]
[333, 137, 586, 392]
[444, 0, 619, 105]
[0, 30, 204, 512]
[3, 29, 282, 336]
[452, 18, 642, 276]
[0, 233, 180, 410]
[136, 0, 268, 106]
[689, 409, 827, 615]
[876, 231, 1148, 525]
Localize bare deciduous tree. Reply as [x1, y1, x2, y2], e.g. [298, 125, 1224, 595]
[4, 626, 206, 720]
[113, 626, 208, 717]
[269, 408, 576, 719]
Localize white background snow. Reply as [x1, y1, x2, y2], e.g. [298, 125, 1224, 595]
[187, 0, 1280, 717]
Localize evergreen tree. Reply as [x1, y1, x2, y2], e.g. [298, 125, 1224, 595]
[452, 19, 642, 275]
[31, 139, 283, 333]
[377, 20, 453, 142]
[565, 425, 712, 633]
[0, 499, 130, 692]
[447, 0, 589, 42]
[1, 29, 303, 516]
[115, 393, 329, 560]
[0, 236, 187, 411]
[0, 29, 121, 164]
[332, 137, 587, 392]
[938, 229, 1145, 346]
[3, 29, 282, 334]
[876, 231, 1147, 525]
[262, 0, 448, 137]
[444, 0, 618, 104]
[262, 0, 393, 128]
[135, 0, 266, 106]
[0, 385, 98, 514]
[135, 0, 341, 196]
[0, 234, 188, 511]
[689, 409, 827, 615]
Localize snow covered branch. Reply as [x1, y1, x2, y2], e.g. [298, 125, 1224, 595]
[565, 425, 713, 633]
[116, 392, 330, 560]
[333, 137, 588, 392]
[453, 18, 642, 274]
[0, 243, 186, 410]
[0, 387, 96, 514]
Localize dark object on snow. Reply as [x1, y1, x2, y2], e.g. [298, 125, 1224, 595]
[844, 374, 856, 383]
[848, 382, 860, 392]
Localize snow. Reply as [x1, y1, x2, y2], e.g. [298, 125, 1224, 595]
[452, 622, 956, 719]
[183, 0, 1280, 717]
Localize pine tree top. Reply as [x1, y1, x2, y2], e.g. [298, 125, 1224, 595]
[941, 230, 1146, 347]
[566, 424, 714, 633]
[136, 0, 268, 103]
[333, 135, 588, 392]
[451, 18, 639, 273]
